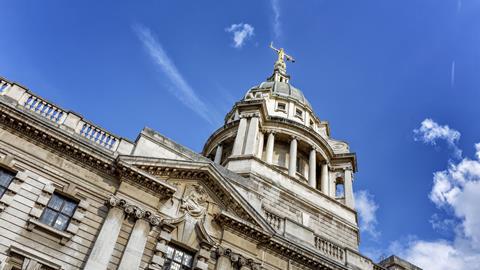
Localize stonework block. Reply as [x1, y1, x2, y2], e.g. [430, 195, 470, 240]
[197, 248, 210, 259]
[155, 242, 167, 253]
[150, 255, 165, 266]
[195, 260, 208, 270]
[0, 194, 14, 207]
[78, 200, 90, 210]
[157, 230, 172, 242]
[66, 223, 79, 234]
[42, 184, 55, 194]
[72, 211, 85, 221]
[36, 194, 50, 206]
[8, 182, 22, 193]
[29, 207, 43, 218]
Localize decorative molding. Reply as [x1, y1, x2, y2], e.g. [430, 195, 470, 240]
[214, 247, 261, 270]
[214, 211, 271, 243]
[107, 195, 162, 227]
[116, 161, 176, 199]
[137, 164, 257, 225]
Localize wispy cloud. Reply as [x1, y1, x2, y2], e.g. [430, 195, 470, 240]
[225, 23, 254, 48]
[413, 118, 462, 158]
[355, 190, 380, 239]
[133, 24, 218, 125]
[451, 61, 456, 88]
[270, 0, 282, 40]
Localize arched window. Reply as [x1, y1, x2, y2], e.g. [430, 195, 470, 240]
[335, 177, 345, 198]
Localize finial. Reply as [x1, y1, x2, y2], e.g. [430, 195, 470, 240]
[268, 42, 295, 83]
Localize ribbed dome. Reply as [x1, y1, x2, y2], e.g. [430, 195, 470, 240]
[245, 81, 312, 109]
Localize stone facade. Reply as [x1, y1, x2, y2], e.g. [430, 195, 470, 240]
[0, 54, 416, 270]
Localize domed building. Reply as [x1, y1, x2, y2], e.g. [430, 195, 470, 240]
[0, 47, 420, 270]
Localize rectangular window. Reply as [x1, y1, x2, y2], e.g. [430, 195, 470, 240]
[39, 193, 77, 231]
[0, 168, 15, 198]
[277, 102, 286, 112]
[295, 108, 303, 119]
[164, 244, 194, 270]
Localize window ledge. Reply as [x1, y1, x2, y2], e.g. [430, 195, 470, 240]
[27, 218, 72, 245]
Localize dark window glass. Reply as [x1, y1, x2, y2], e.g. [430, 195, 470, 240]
[163, 245, 194, 270]
[0, 168, 14, 198]
[39, 193, 77, 231]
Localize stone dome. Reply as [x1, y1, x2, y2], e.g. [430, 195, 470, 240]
[245, 81, 312, 109]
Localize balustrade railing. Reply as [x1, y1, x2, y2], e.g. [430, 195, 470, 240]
[265, 210, 284, 231]
[0, 78, 126, 152]
[314, 235, 344, 262]
[19, 93, 66, 124]
[0, 79, 12, 93]
[76, 121, 119, 150]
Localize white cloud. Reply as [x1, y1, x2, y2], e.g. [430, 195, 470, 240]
[413, 118, 462, 158]
[355, 190, 380, 239]
[225, 23, 254, 48]
[270, 0, 281, 40]
[133, 24, 217, 125]
[394, 129, 480, 270]
[394, 240, 473, 270]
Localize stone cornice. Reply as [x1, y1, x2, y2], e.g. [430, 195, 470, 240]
[259, 236, 348, 270]
[121, 156, 271, 228]
[0, 105, 116, 175]
[215, 212, 348, 270]
[116, 159, 176, 198]
[214, 246, 262, 270]
[0, 104, 177, 199]
[214, 211, 271, 242]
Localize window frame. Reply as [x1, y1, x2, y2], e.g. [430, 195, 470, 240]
[276, 102, 287, 112]
[163, 244, 195, 270]
[39, 192, 78, 232]
[295, 108, 304, 119]
[0, 167, 15, 198]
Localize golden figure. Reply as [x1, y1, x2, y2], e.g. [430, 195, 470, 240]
[270, 42, 295, 64]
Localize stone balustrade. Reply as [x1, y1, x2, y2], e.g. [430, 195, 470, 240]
[0, 79, 12, 93]
[19, 92, 66, 124]
[0, 78, 132, 153]
[76, 121, 118, 150]
[264, 210, 284, 232]
[314, 234, 345, 263]
[315, 235, 345, 262]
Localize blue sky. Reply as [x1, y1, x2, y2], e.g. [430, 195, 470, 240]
[1, 1, 480, 269]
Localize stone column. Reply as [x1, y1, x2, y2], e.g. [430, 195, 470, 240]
[344, 168, 355, 208]
[244, 116, 259, 155]
[308, 148, 316, 188]
[288, 137, 298, 177]
[265, 132, 275, 164]
[214, 144, 223, 164]
[118, 209, 152, 270]
[321, 163, 329, 195]
[84, 198, 126, 270]
[256, 131, 264, 159]
[232, 117, 248, 156]
[215, 247, 233, 270]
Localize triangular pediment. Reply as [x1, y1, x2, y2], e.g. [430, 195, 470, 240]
[117, 155, 275, 237]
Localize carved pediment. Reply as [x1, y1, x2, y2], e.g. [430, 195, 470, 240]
[117, 156, 274, 236]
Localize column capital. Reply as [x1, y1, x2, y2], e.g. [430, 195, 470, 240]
[289, 135, 298, 141]
[106, 195, 162, 227]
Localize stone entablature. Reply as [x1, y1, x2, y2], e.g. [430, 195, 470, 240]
[0, 74, 391, 270]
